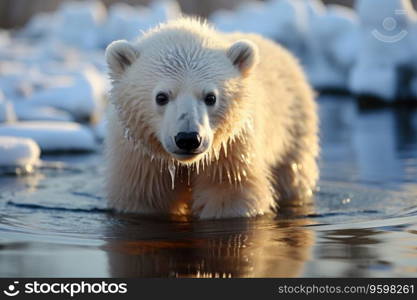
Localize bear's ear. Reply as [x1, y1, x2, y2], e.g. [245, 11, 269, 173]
[105, 40, 139, 79]
[226, 40, 259, 77]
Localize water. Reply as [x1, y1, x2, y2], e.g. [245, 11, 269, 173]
[1, 96, 417, 277]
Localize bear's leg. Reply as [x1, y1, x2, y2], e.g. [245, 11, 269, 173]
[191, 164, 275, 219]
[107, 166, 191, 215]
[106, 147, 190, 215]
[272, 150, 318, 206]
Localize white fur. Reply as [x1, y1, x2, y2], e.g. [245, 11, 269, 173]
[106, 40, 139, 79]
[227, 40, 259, 77]
[104, 18, 319, 219]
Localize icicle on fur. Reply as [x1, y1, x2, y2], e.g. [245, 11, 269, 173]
[168, 160, 176, 190]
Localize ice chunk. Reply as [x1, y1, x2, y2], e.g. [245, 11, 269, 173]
[211, 1, 279, 38]
[24, 67, 106, 120]
[0, 122, 97, 152]
[13, 102, 73, 122]
[210, 9, 238, 33]
[231, 2, 274, 37]
[266, 0, 310, 57]
[0, 61, 32, 100]
[351, 63, 398, 100]
[93, 117, 107, 141]
[19, 12, 58, 39]
[210, 0, 327, 67]
[53, 1, 107, 50]
[307, 5, 359, 90]
[0, 136, 40, 167]
[149, 0, 181, 22]
[100, 0, 181, 46]
[100, 3, 153, 45]
[350, 0, 416, 101]
[0, 92, 17, 123]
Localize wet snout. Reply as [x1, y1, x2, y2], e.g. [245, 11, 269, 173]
[161, 95, 213, 161]
[175, 131, 202, 152]
[173, 98, 206, 150]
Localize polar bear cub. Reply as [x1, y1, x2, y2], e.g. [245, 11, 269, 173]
[104, 18, 319, 219]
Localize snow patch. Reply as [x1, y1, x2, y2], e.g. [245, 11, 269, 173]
[0, 122, 97, 152]
[0, 136, 40, 167]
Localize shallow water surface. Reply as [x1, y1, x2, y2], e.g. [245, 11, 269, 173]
[1, 96, 417, 277]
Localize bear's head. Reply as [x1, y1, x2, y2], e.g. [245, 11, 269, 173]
[105, 19, 259, 165]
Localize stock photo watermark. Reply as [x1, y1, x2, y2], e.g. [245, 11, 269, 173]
[372, 9, 408, 43]
[2, 281, 128, 298]
[3, 281, 20, 297]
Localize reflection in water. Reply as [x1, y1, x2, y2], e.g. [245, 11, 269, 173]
[0, 241, 109, 277]
[0, 172, 44, 195]
[105, 215, 314, 278]
[0, 96, 417, 277]
[317, 228, 383, 277]
[393, 110, 417, 151]
[319, 96, 417, 188]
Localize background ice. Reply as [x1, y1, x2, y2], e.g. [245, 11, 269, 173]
[307, 4, 359, 91]
[212, 0, 417, 99]
[13, 103, 73, 122]
[0, 93, 17, 123]
[0, 136, 40, 167]
[22, 67, 106, 120]
[350, 0, 416, 101]
[1, 0, 417, 167]
[0, 122, 97, 152]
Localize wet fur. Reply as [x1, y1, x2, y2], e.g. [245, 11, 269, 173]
[105, 18, 319, 219]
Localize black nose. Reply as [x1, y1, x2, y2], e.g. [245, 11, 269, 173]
[175, 132, 202, 151]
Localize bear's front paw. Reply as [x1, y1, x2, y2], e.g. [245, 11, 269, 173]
[192, 187, 273, 219]
[194, 201, 265, 219]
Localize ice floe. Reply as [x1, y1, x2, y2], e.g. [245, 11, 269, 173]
[22, 67, 106, 120]
[0, 136, 40, 167]
[0, 122, 97, 152]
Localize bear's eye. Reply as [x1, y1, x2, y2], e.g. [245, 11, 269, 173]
[204, 93, 216, 106]
[155, 92, 169, 106]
